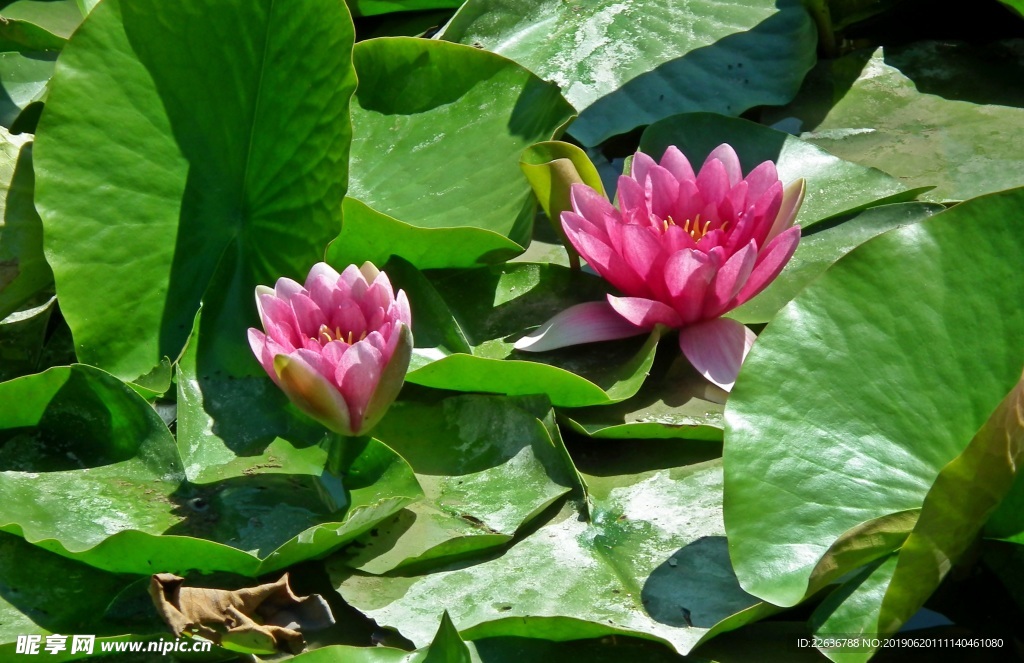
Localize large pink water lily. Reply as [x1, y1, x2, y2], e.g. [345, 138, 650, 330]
[515, 144, 805, 391]
[248, 262, 413, 436]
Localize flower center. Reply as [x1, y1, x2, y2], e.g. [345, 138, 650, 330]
[319, 324, 367, 345]
[659, 214, 728, 241]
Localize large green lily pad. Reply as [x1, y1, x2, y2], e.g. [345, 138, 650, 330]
[329, 37, 574, 270]
[764, 41, 1024, 202]
[439, 0, 816, 146]
[33, 0, 356, 382]
[723, 187, 1024, 613]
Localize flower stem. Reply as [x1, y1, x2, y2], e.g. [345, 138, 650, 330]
[323, 432, 372, 477]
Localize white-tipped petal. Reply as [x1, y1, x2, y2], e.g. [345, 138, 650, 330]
[678, 317, 756, 392]
[359, 261, 381, 283]
[273, 277, 305, 300]
[705, 144, 743, 187]
[274, 353, 353, 435]
[306, 262, 342, 288]
[766, 178, 805, 243]
[514, 301, 646, 352]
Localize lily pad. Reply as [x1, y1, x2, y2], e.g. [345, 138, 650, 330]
[331, 199, 524, 271]
[0, 531, 159, 659]
[0, 295, 54, 382]
[395, 262, 660, 407]
[729, 202, 944, 324]
[291, 611, 470, 662]
[1000, 0, 1024, 18]
[329, 37, 574, 270]
[640, 113, 926, 229]
[0, 132, 51, 320]
[346, 0, 462, 17]
[723, 187, 1024, 612]
[439, 0, 816, 146]
[0, 365, 422, 576]
[763, 41, 1024, 202]
[33, 0, 356, 382]
[176, 309, 332, 485]
[339, 395, 578, 574]
[562, 354, 725, 441]
[804, 375, 1024, 663]
[331, 458, 773, 656]
[1, 1, 83, 41]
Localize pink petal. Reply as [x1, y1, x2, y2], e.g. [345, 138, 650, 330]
[660, 146, 695, 182]
[361, 274, 396, 320]
[607, 295, 681, 328]
[561, 210, 609, 246]
[362, 329, 389, 357]
[664, 250, 716, 324]
[674, 179, 705, 230]
[392, 290, 412, 327]
[307, 271, 341, 314]
[289, 293, 327, 339]
[743, 161, 779, 201]
[705, 240, 757, 317]
[247, 328, 278, 380]
[733, 226, 801, 307]
[663, 223, 698, 253]
[695, 158, 730, 205]
[721, 180, 748, 228]
[328, 299, 368, 341]
[562, 221, 650, 297]
[337, 341, 385, 433]
[678, 317, 756, 392]
[748, 181, 784, 247]
[340, 264, 370, 299]
[362, 323, 413, 433]
[294, 347, 338, 381]
[704, 144, 743, 187]
[766, 178, 805, 244]
[571, 183, 619, 227]
[647, 165, 680, 220]
[305, 262, 341, 289]
[615, 175, 648, 221]
[618, 224, 663, 282]
[321, 339, 352, 366]
[723, 209, 758, 254]
[629, 151, 658, 186]
[273, 277, 304, 301]
[514, 301, 646, 352]
[257, 291, 301, 349]
[273, 352, 353, 434]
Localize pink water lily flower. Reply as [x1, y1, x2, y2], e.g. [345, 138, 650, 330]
[248, 262, 413, 436]
[515, 144, 805, 391]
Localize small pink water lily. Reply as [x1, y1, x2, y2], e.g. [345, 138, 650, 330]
[248, 262, 413, 436]
[515, 144, 805, 391]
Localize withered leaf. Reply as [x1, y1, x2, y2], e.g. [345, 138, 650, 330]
[149, 572, 335, 654]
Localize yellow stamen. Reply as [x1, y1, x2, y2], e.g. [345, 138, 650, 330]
[317, 325, 366, 345]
